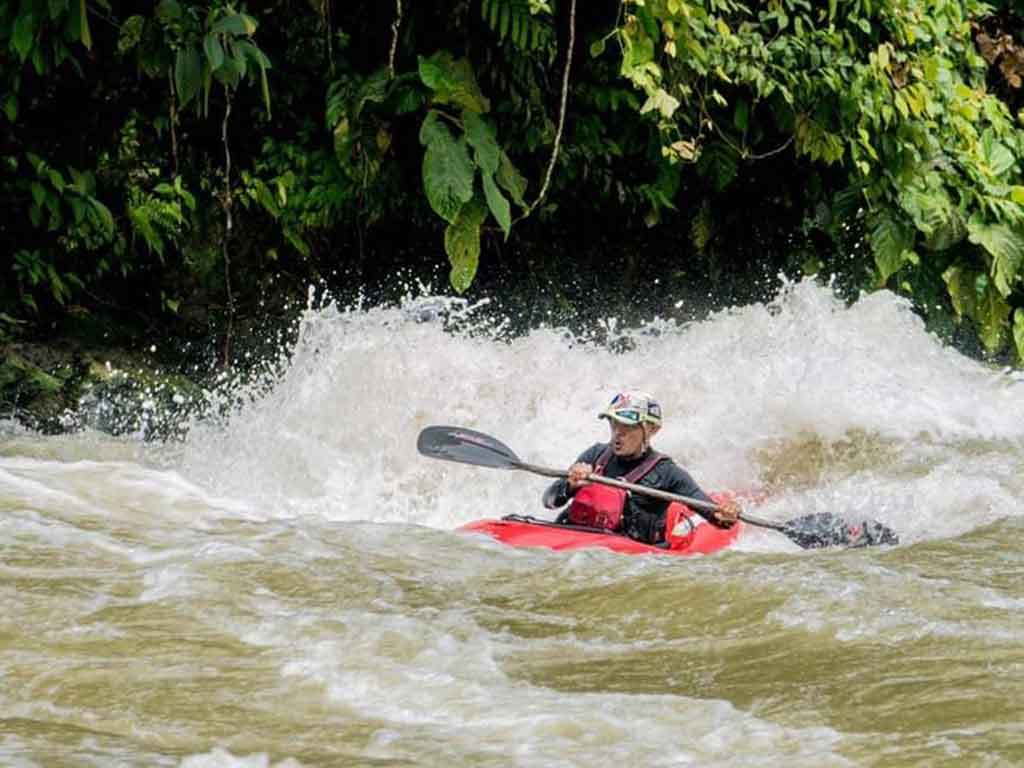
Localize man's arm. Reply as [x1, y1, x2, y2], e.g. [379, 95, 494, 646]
[542, 443, 605, 509]
[662, 461, 739, 527]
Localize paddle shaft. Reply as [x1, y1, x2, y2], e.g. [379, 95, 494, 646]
[514, 460, 784, 532]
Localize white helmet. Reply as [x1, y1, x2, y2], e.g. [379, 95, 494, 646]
[597, 390, 663, 427]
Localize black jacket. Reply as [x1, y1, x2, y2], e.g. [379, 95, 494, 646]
[544, 442, 717, 544]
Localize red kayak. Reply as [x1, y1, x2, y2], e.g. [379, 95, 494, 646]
[460, 500, 743, 556]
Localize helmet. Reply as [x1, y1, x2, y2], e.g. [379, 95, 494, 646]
[598, 390, 663, 427]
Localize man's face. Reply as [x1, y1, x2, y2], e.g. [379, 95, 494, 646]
[609, 420, 646, 457]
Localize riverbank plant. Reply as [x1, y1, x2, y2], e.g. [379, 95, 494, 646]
[2, 0, 1023, 366]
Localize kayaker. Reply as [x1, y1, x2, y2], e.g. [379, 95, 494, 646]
[543, 390, 740, 544]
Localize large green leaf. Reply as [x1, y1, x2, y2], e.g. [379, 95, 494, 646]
[417, 51, 490, 113]
[203, 35, 224, 69]
[981, 130, 1016, 177]
[899, 181, 966, 252]
[421, 122, 475, 223]
[234, 40, 272, 114]
[464, 112, 500, 175]
[445, 198, 488, 293]
[211, 13, 257, 37]
[482, 173, 511, 239]
[175, 47, 202, 108]
[419, 110, 448, 147]
[12, 13, 36, 62]
[942, 265, 977, 320]
[869, 211, 914, 282]
[496, 151, 528, 209]
[235, 39, 271, 69]
[345, 70, 390, 123]
[967, 217, 1024, 298]
[977, 288, 1011, 353]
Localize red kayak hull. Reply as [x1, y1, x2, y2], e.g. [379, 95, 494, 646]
[460, 502, 743, 556]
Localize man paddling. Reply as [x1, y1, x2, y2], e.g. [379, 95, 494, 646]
[544, 390, 740, 545]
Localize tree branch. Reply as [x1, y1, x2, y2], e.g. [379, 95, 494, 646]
[522, 0, 576, 219]
[389, 0, 403, 79]
[221, 88, 235, 369]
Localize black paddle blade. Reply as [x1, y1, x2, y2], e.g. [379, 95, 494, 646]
[416, 425, 523, 470]
[781, 513, 899, 549]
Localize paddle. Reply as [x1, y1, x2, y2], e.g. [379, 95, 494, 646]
[416, 425, 899, 549]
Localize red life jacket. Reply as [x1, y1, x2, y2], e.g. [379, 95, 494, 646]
[566, 447, 666, 531]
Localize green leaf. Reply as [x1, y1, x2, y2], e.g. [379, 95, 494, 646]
[12, 13, 36, 62]
[156, 0, 182, 23]
[175, 47, 202, 108]
[1014, 310, 1024, 363]
[977, 287, 1011, 353]
[72, 0, 91, 49]
[259, 62, 271, 117]
[640, 88, 680, 119]
[3, 93, 16, 122]
[118, 15, 145, 54]
[982, 131, 1015, 177]
[31, 45, 45, 76]
[417, 51, 490, 113]
[211, 13, 257, 37]
[733, 99, 749, 132]
[967, 218, 1024, 297]
[46, 168, 65, 192]
[30, 181, 46, 208]
[464, 112, 500, 175]
[285, 229, 310, 258]
[590, 38, 606, 58]
[899, 182, 965, 251]
[445, 198, 488, 293]
[870, 211, 915, 282]
[88, 198, 115, 236]
[421, 122, 475, 223]
[482, 173, 511, 239]
[419, 110, 448, 146]
[696, 142, 738, 192]
[496, 151, 528, 209]
[234, 40, 272, 114]
[235, 39, 271, 69]
[254, 180, 279, 218]
[943, 265, 976, 320]
[69, 197, 86, 224]
[204, 35, 224, 69]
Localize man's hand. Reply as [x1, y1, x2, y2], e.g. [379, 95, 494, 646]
[713, 499, 741, 527]
[567, 462, 594, 490]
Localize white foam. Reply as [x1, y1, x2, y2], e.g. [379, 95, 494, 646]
[168, 279, 1023, 548]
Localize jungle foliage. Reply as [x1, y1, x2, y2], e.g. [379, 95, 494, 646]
[2, 0, 1024, 363]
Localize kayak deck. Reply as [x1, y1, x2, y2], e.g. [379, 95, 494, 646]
[460, 503, 742, 556]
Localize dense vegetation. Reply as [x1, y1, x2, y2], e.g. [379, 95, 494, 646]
[3, 0, 1024, 366]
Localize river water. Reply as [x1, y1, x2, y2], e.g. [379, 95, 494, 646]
[2, 280, 1023, 767]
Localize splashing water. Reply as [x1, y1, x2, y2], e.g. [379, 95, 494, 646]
[3, 278, 1024, 767]
[177, 278, 1024, 542]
